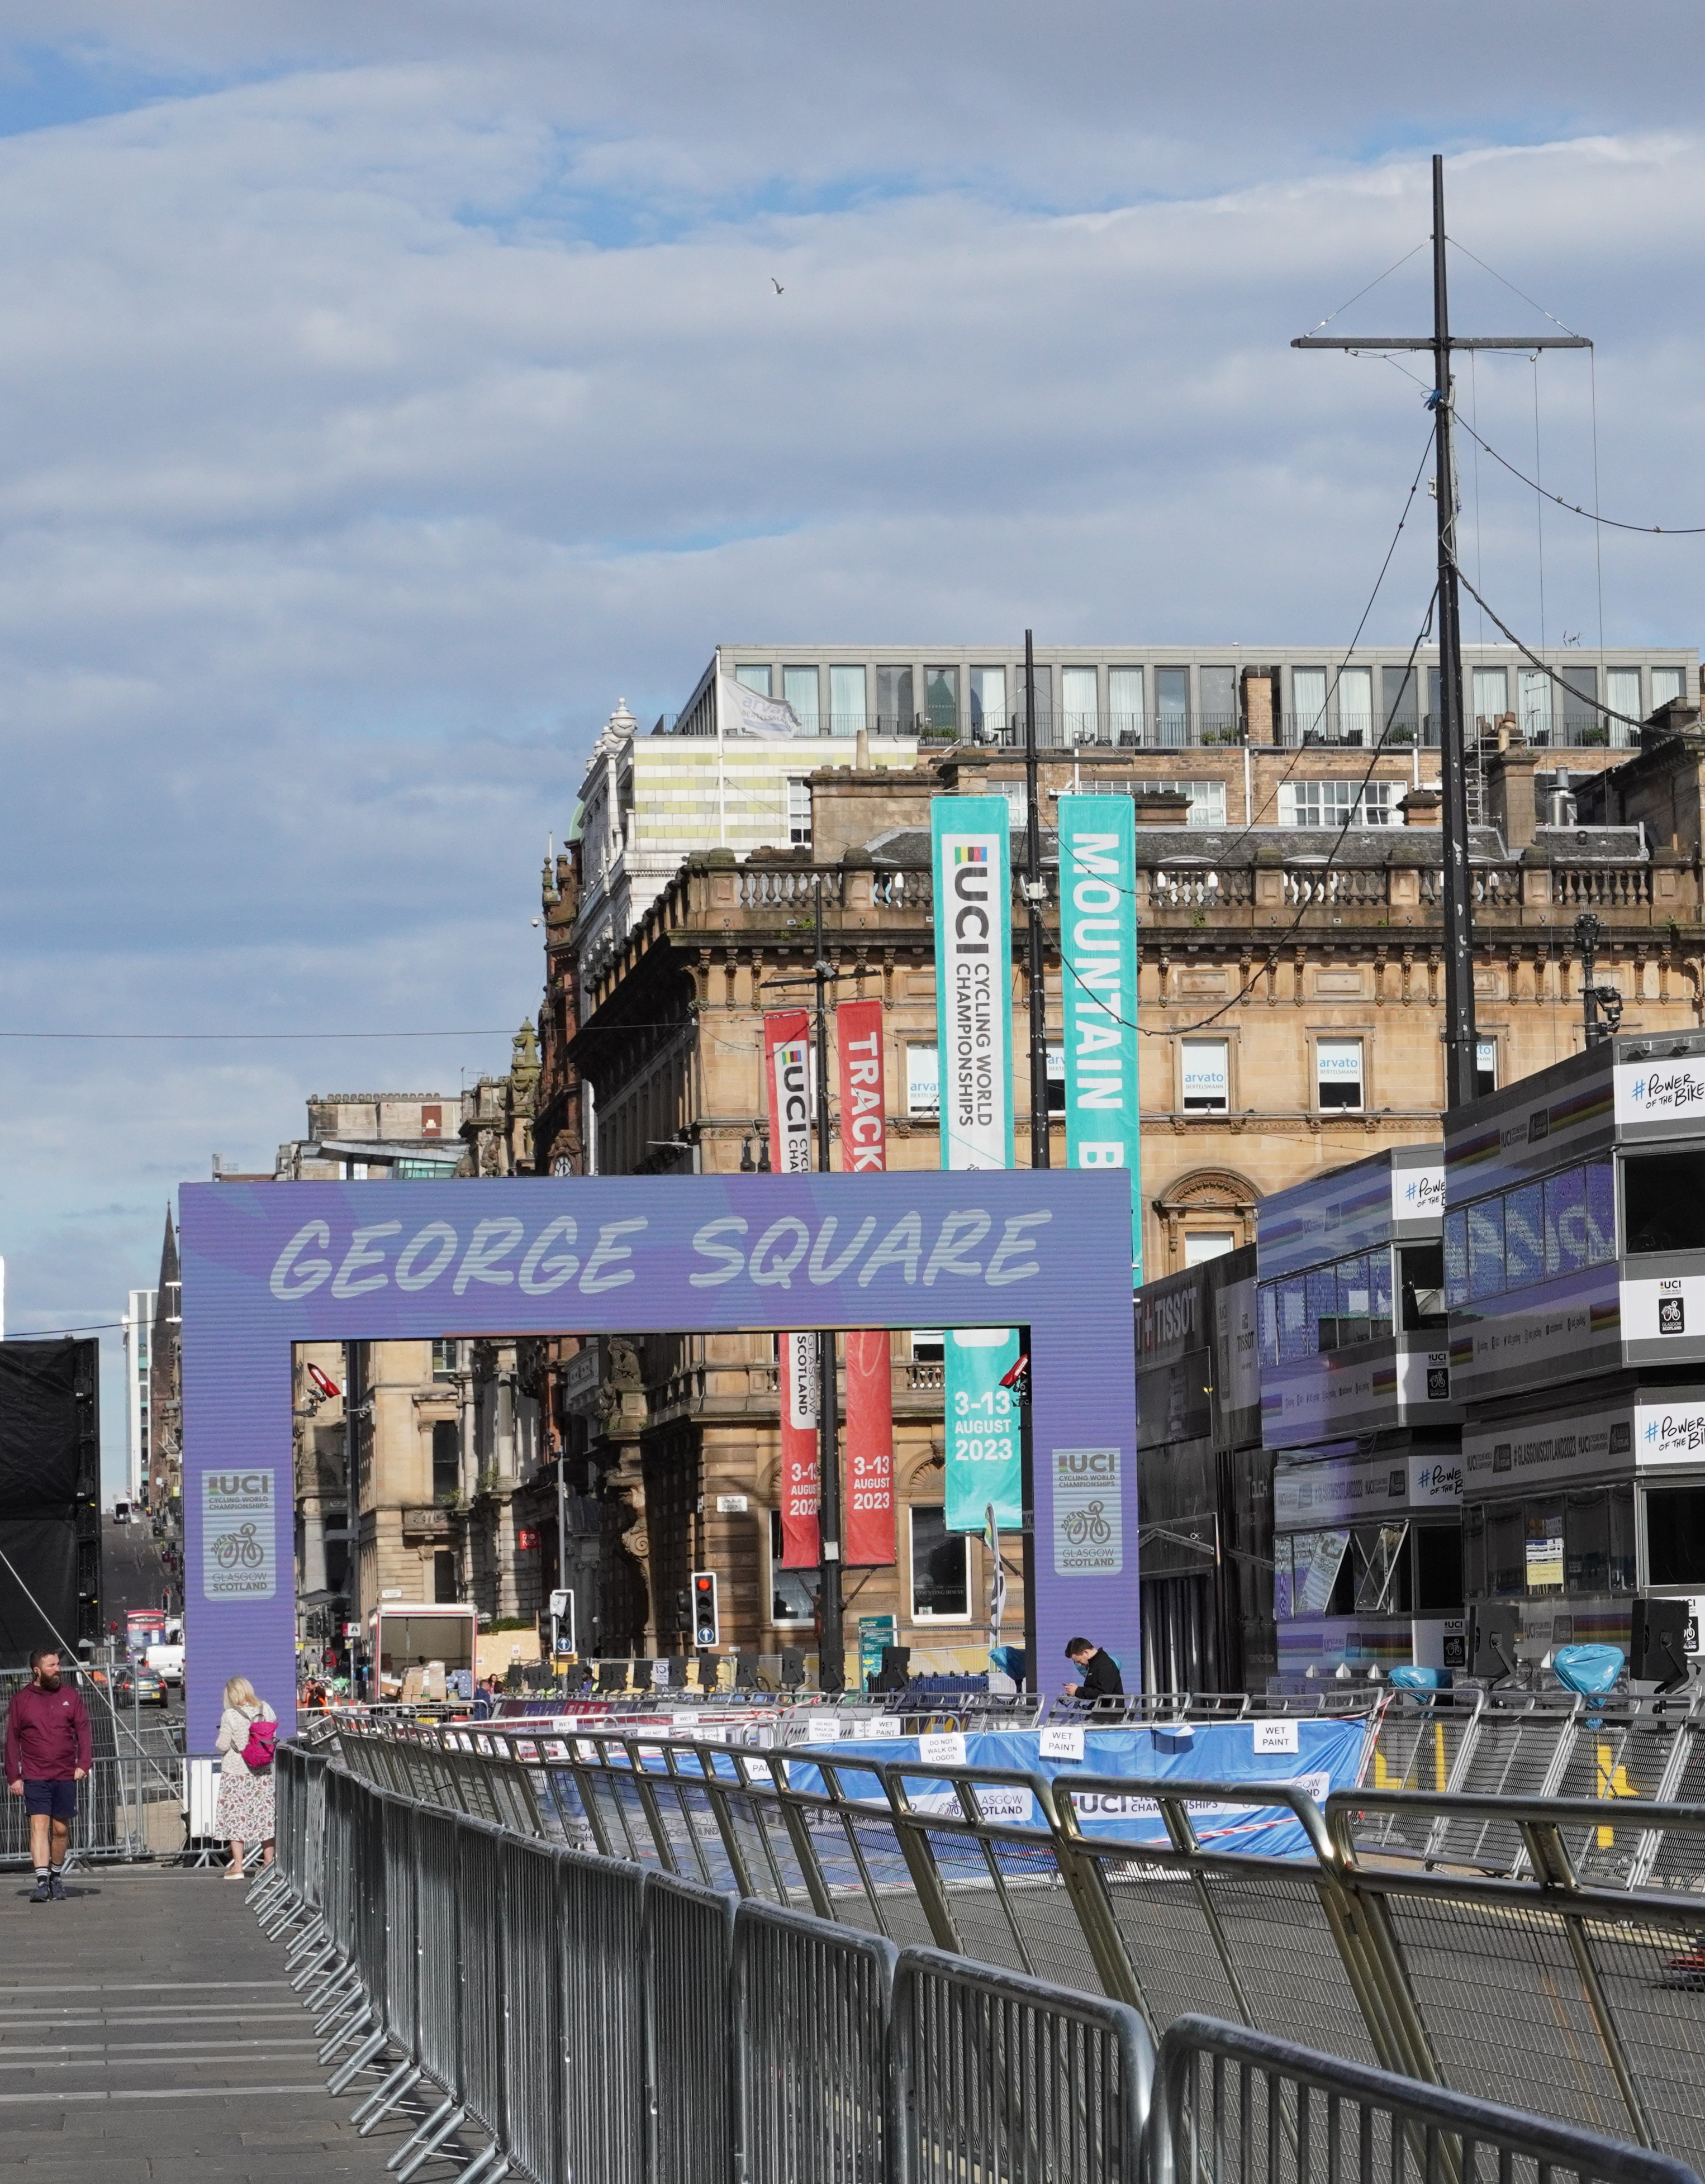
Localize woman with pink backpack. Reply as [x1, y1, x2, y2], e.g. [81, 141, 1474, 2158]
[214, 1676, 278, 1880]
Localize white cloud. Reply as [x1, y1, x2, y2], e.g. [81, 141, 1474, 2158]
[1, 20, 1703, 1484]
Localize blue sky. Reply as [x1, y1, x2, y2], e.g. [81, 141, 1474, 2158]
[2, 3, 1704, 1489]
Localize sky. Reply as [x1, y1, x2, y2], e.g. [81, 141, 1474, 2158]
[3, 3, 1705, 1492]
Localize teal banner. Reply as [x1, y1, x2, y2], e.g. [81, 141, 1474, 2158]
[932, 792, 1020, 1529]
[943, 1327, 1023, 1533]
[1058, 794, 1142, 1281]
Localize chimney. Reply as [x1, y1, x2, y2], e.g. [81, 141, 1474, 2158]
[1547, 767, 1577, 827]
[1397, 786, 1441, 827]
[1485, 746, 1545, 851]
[1130, 788, 1192, 826]
[1242, 670, 1274, 745]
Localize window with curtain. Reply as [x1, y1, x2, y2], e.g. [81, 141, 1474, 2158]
[1338, 665, 1374, 743]
[1652, 667, 1686, 711]
[735, 663, 772, 695]
[783, 667, 820, 733]
[1606, 668, 1641, 734]
[970, 667, 1006, 737]
[1291, 667, 1328, 737]
[1061, 666, 1099, 743]
[829, 664, 865, 736]
[1108, 667, 1144, 744]
[1472, 667, 1509, 727]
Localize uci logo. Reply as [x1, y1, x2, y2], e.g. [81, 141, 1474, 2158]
[208, 1473, 271, 1498]
[1057, 1448, 1117, 1479]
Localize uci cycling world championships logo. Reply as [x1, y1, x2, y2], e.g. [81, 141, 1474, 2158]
[202, 1470, 277, 1602]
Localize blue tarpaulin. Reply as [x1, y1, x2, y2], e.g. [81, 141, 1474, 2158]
[786, 1717, 1369, 1859]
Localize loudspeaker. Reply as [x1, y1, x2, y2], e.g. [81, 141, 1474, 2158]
[871, 1644, 911, 1693]
[1633, 1597, 1692, 1688]
[1469, 1604, 1522, 1682]
[778, 1647, 805, 1690]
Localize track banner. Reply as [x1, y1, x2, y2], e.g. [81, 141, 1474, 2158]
[1057, 794, 1142, 1282]
[932, 793, 1019, 1531]
[835, 998, 895, 1564]
[765, 1011, 819, 1566]
[943, 1328, 1023, 1533]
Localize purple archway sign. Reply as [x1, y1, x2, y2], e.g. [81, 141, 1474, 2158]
[179, 1169, 1138, 1752]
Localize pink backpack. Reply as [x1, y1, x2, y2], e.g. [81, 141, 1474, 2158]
[240, 1716, 277, 1770]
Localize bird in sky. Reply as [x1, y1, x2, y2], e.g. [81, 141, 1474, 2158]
[771, 276, 785, 294]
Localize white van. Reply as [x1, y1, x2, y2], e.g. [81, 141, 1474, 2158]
[145, 1643, 184, 1687]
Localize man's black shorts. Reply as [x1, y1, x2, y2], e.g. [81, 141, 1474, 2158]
[22, 1780, 76, 1821]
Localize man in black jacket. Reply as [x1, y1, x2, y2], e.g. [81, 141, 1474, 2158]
[1063, 1636, 1124, 1702]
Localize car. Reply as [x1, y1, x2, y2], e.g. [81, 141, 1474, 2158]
[116, 1666, 168, 1709]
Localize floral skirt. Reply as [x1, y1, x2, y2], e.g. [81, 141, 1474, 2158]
[216, 1767, 275, 1847]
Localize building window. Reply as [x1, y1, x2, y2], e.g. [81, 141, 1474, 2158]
[735, 663, 772, 696]
[768, 1511, 816, 1625]
[909, 1506, 970, 1621]
[1316, 1038, 1364, 1111]
[970, 667, 1007, 739]
[1559, 666, 1599, 741]
[829, 664, 866, 737]
[911, 1330, 944, 1360]
[1155, 667, 1189, 743]
[1181, 1039, 1229, 1112]
[783, 667, 820, 734]
[1519, 668, 1552, 743]
[1291, 668, 1328, 737]
[1046, 1045, 1065, 1114]
[1278, 780, 1395, 827]
[1472, 667, 1509, 730]
[924, 667, 958, 732]
[1604, 669, 1642, 729]
[1475, 1038, 1498, 1100]
[1108, 667, 1144, 744]
[432, 1419, 460, 1502]
[1338, 665, 1375, 742]
[876, 665, 914, 731]
[1199, 665, 1237, 737]
[1061, 666, 1099, 741]
[1652, 667, 1687, 712]
[906, 1045, 939, 1115]
[431, 1339, 458, 1381]
[1384, 663, 1419, 739]
[1185, 1231, 1235, 1267]
[433, 1549, 458, 1605]
[787, 778, 812, 848]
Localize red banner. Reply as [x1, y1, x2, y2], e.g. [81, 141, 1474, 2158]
[837, 1000, 895, 1565]
[765, 1012, 819, 1567]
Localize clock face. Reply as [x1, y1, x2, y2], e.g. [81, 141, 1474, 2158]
[550, 1154, 576, 1177]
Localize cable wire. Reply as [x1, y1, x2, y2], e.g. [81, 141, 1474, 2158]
[1449, 409, 1705, 534]
[1447, 565, 1651, 735]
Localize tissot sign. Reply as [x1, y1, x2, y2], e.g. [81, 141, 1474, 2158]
[179, 1172, 1138, 1752]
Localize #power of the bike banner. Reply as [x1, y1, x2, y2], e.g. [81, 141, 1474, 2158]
[1057, 794, 1142, 1281]
[930, 794, 1022, 1532]
[837, 998, 895, 1566]
[764, 1010, 819, 1568]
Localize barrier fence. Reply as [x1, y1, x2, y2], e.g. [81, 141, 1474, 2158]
[329, 1714, 1705, 2170]
[259, 1743, 1703, 2184]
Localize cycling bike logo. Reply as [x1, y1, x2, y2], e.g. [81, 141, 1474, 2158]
[212, 1522, 266, 1572]
[1062, 1500, 1113, 1548]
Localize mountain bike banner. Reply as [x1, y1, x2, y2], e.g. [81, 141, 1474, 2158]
[764, 1010, 819, 1567]
[837, 998, 895, 1566]
[783, 1716, 1367, 1858]
[1057, 794, 1141, 1281]
[943, 1327, 1022, 1533]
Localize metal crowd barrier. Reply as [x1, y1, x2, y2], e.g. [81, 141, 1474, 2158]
[326, 1720, 1705, 2171]
[1148, 2016, 1699, 2184]
[251, 1744, 1700, 2184]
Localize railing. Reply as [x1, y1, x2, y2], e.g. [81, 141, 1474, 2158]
[737, 865, 844, 909]
[1281, 867, 1388, 907]
[1147, 865, 1256, 909]
[258, 1742, 1701, 2184]
[1554, 865, 1654, 908]
[327, 1713, 1705, 2168]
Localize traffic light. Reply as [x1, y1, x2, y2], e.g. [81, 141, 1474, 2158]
[691, 1571, 720, 1649]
